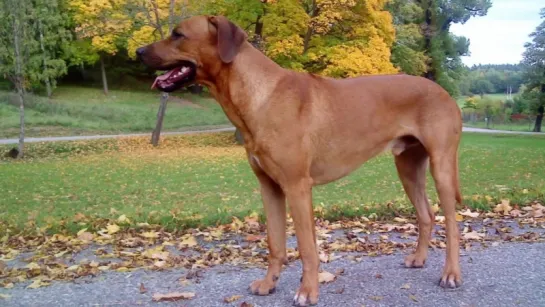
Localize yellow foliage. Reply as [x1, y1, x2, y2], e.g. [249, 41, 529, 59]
[70, 0, 132, 54]
[323, 37, 398, 78]
[127, 26, 161, 60]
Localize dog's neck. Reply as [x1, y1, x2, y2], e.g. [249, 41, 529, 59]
[203, 43, 285, 144]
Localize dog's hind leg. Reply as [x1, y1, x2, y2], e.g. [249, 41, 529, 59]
[394, 141, 433, 268]
[249, 160, 287, 296]
[429, 145, 463, 288]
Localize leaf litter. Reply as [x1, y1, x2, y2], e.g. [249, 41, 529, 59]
[0, 201, 543, 297]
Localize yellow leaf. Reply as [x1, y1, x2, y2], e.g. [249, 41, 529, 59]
[0, 294, 11, 299]
[117, 214, 131, 224]
[106, 224, 120, 234]
[179, 235, 198, 248]
[224, 295, 242, 303]
[141, 231, 159, 239]
[455, 213, 464, 222]
[494, 200, 512, 216]
[27, 279, 50, 289]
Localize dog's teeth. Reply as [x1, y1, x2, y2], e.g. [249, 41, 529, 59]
[181, 67, 189, 73]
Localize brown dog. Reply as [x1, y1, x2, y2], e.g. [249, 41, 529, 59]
[137, 15, 463, 306]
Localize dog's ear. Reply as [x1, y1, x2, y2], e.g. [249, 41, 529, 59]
[208, 16, 247, 64]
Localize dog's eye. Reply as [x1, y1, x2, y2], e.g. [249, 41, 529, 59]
[171, 30, 184, 39]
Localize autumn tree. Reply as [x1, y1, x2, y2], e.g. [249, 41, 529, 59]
[70, 0, 132, 95]
[521, 8, 545, 132]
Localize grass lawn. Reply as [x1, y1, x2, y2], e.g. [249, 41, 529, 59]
[1, 132, 544, 233]
[0, 86, 231, 138]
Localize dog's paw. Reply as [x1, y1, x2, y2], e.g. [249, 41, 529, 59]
[249, 278, 277, 296]
[404, 253, 427, 268]
[439, 267, 462, 288]
[292, 284, 319, 306]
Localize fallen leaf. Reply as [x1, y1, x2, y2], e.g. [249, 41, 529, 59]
[27, 279, 50, 289]
[369, 296, 383, 301]
[462, 231, 484, 240]
[106, 224, 120, 235]
[431, 204, 440, 213]
[3, 283, 14, 289]
[400, 283, 411, 290]
[318, 271, 336, 283]
[319, 251, 329, 263]
[224, 295, 242, 303]
[494, 200, 512, 216]
[510, 209, 522, 217]
[455, 213, 464, 222]
[0, 294, 11, 299]
[77, 231, 94, 242]
[0, 260, 5, 272]
[335, 268, 345, 276]
[152, 292, 195, 302]
[179, 235, 198, 248]
[240, 302, 254, 307]
[141, 231, 159, 239]
[375, 274, 383, 279]
[117, 214, 131, 224]
[459, 209, 479, 218]
[393, 217, 408, 223]
[245, 234, 264, 242]
[139, 283, 147, 294]
[409, 294, 418, 302]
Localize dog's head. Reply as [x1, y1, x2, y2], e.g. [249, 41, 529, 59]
[136, 15, 247, 92]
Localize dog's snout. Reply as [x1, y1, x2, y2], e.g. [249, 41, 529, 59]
[136, 47, 147, 58]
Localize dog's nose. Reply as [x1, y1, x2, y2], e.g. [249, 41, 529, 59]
[136, 47, 146, 58]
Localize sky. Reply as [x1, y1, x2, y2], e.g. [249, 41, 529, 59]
[450, 0, 544, 67]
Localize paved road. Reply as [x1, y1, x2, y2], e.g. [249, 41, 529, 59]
[1, 242, 544, 307]
[0, 127, 237, 145]
[0, 127, 542, 145]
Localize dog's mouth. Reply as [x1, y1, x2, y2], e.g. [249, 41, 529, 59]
[151, 62, 197, 92]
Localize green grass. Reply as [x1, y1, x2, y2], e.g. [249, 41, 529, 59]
[0, 86, 231, 138]
[1, 132, 544, 233]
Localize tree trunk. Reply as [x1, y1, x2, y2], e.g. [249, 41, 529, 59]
[302, 0, 317, 54]
[534, 105, 544, 133]
[150, 0, 169, 146]
[100, 55, 108, 96]
[13, 8, 24, 158]
[38, 20, 52, 98]
[151, 93, 169, 146]
[168, 0, 175, 32]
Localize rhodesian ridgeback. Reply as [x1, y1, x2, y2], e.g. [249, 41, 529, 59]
[137, 15, 463, 306]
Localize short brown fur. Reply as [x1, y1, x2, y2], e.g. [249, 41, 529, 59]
[138, 16, 464, 306]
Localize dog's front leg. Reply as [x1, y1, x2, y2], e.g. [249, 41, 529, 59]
[250, 169, 287, 296]
[285, 178, 319, 306]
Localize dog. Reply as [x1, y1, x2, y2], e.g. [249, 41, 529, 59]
[137, 15, 463, 306]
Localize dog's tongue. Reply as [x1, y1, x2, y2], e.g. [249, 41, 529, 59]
[151, 69, 177, 89]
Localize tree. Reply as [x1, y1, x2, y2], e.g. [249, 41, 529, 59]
[521, 8, 545, 132]
[417, 0, 492, 96]
[386, 0, 428, 75]
[1, 0, 69, 158]
[70, 0, 132, 95]
[33, 0, 71, 98]
[470, 78, 494, 98]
